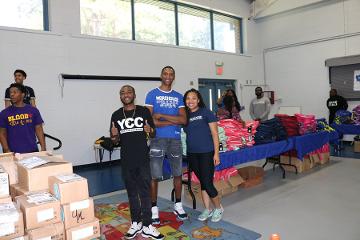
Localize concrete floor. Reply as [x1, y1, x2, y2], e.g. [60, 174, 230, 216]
[157, 156, 360, 240]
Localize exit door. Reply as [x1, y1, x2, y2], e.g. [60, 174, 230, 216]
[198, 79, 236, 112]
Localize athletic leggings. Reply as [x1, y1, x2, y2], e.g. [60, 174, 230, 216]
[187, 151, 218, 198]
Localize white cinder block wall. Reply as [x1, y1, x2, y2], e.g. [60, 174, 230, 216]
[255, 0, 360, 119]
[0, 0, 261, 165]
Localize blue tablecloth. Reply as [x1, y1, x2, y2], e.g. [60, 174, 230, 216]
[328, 131, 340, 145]
[215, 139, 294, 171]
[330, 124, 360, 135]
[293, 131, 329, 159]
[163, 140, 294, 174]
[164, 131, 336, 174]
[328, 131, 339, 142]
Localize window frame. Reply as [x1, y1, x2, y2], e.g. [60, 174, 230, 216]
[80, 0, 243, 54]
[0, 0, 49, 31]
[160, 0, 243, 54]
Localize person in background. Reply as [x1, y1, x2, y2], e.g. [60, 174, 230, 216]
[5, 69, 36, 108]
[327, 89, 348, 124]
[145, 66, 188, 224]
[249, 87, 271, 122]
[0, 83, 45, 153]
[183, 89, 224, 222]
[217, 95, 245, 126]
[110, 85, 164, 240]
[217, 89, 241, 111]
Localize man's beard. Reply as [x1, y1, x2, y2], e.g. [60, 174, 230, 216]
[121, 99, 134, 105]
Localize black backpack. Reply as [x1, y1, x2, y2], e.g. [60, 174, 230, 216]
[96, 136, 120, 151]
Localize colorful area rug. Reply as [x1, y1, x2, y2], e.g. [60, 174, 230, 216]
[95, 192, 261, 240]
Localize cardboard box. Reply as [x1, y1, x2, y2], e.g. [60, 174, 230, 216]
[12, 236, 29, 240]
[0, 202, 24, 240]
[10, 184, 46, 200]
[0, 167, 9, 198]
[309, 153, 320, 165]
[13, 184, 30, 197]
[280, 155, 313, 173]
[319, 152, 330, 165]
[61, 198, 95, 229]
[10, 184, 17, 200]
[65, 218, 100, 240]
[26, 222, 64, 240]
[16, 192, 61, 230]
[0, 196, 12, 204]
[17, 156, 73, 192]
[354, 141, 360, 153]
[184, 183, 202, 202]
[49, 174, 88, 205]
[10, 184, 28, 200]
[214, 174, 244, 195]
[0, 152, 18, 185]
[238, 166, 265, 188]
[14, 151, 54, 161]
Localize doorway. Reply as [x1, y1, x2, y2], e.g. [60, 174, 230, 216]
[198, 79, 236, 112]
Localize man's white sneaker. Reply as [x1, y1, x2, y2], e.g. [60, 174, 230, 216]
[151, 206, 160, 224]
[173, 202, 188, 220]
[124, 221, 142, 239]
[141, 224, 165, 240]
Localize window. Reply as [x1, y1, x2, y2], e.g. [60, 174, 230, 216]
[213, 14, 241, 53]
[79, 0, 243, 54]
[134, 0, 175, 45]
[80, 0, 132, 39]
[178, 6, 211, 49]
[0, 0, 47, 30]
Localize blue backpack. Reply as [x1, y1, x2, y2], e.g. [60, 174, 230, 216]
[254, 118, 287, 145]
[334, 110, 352, 124]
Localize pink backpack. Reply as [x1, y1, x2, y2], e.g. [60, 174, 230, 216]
[295, 114, 316, 135]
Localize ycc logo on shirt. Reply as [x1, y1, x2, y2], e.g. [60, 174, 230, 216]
[117, 117, 144, 134]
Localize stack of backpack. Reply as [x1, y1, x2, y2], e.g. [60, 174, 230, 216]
[218, 119, 259, 150]
[295, 113, 317, 135]
[275, 114, 299, 136]
[334, 110, 353, 124]
[254, 118, 287, 145]
[352, 105, 360, 125]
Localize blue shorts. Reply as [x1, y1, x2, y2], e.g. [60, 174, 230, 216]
[149, 138, 183, 180]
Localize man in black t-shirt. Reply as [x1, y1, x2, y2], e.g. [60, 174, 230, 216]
[326, 89, 348, 124]
[5, 69, 36, 108]
[110, 85, 164, 240]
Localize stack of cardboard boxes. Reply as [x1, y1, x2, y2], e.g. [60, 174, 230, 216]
[0, 165, 25, 239]
[0, 152, 100, 240]
[49, 173, 100, 240]
[280, 149, 330, 173]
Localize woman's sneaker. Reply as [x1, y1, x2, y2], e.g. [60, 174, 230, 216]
[151, 206, 160, 224]
[173, 202, 188, 220]
[211, 207, 224, 222]
[141, 224, 165, 240]
[125, 221, 142, 239]
[198, 209, 213, 221]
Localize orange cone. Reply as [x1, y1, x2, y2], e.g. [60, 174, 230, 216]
[270, 233, 280, 240]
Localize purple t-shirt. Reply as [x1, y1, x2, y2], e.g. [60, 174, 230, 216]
[0, 105, 44, 153]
